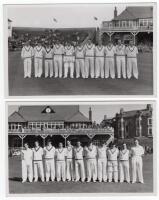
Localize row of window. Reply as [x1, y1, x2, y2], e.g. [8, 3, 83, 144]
[8, 122, 90, 130]
[104, 19, 153, 28]
[28, 122, 64, 129]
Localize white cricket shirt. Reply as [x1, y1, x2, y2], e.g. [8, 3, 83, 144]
[131, 145, 144, 157]
[105, 45, 116, 57]
[21, 46, 34, 59]
[85, 145, 97, 159]
[44, 48, 53, 59]
[85, 44, 95, 57]
[75, 46, 85, 58]
[125, 46, 138, 58]
[32, 147, 43, 161]
[74, 147, 84, 160]
[21, 148, 33, 163]
[66, 146, 74, 159]
[119, 149, 129, 161]
[43, 146, 55, 159]
[116, 44, 126, 56]
[95, 46, 105, 57]
[97, 146, 107, 159]
[107, 148, 119, 161]
[34, 46, 44, 58]
[55, 148, 66, 161]
[53, 44, 64, 55]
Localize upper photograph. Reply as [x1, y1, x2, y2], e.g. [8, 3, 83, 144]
[5, 3, 156, 96]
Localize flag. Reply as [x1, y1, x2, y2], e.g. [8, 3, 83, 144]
[94, 16, 98, 21]
[53, 18, 57, 22]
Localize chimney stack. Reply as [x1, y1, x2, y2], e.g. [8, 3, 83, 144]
[146, 104, 152, 111]
[120, 108, 124, 114]
[104, 115, 107, 120]
[89, 107, 92, 121]
[114, 6, 117, 18]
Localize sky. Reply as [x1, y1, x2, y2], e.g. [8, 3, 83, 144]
[7, 4, 126, 28]
[8, 104, 147, 124]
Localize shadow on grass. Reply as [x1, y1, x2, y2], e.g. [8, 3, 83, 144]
[9, 177, 22, 182]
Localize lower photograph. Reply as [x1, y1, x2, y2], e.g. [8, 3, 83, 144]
[6, 102, 155, 195]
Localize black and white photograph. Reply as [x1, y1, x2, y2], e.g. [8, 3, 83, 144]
[7, 102, 154, 194]
[5, 3, 156, 96]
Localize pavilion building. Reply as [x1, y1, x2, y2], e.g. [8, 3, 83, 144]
[8, 105, 114, 148]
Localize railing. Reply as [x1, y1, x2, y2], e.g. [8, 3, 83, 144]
[101, 25, 153, 32]
[8, 128, 114, 135]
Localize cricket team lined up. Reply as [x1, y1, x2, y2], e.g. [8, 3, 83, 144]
[21, 39, 139, 79]
[21, 139, 144, 184]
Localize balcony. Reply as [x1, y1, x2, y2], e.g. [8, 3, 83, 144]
[8, 127, 114, 136]
[101, 25, 153, 33]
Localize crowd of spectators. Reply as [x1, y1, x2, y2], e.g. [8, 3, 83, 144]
[8, 29, 95, 51]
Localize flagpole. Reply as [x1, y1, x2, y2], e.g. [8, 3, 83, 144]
[93, 17, 99, 44]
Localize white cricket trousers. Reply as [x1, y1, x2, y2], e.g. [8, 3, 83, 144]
[75, 159, 85, 181]
[22, 160, 33, 182]
[45, 59, 53, 78]
[127, 57, 138, 79]
[54, 55, 63, 78]
[33, 161, 44, 182]
[131, 156, 144, 183]
[23, 58, 32, 78]
[85, 57, 95, 78]
[75, 58, 85, 78]
[107, 160, 118, 182]
[105, 57, 115, 78]
[98, 158, 107, 182]
[64, 62, 74, 78]
[86, 158, 97, 182]
[56, 160, 66, 181]
[34, 58, 43, 78]
[66, 159, 74, 181]
[95, 57, 104, 78]
[45, 159, 55, 181]
[116, 56, 126, 78]
[119, 160, 130, 183]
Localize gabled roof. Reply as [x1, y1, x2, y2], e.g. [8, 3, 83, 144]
[8, 111, 26, 123]
[67, 111, 90, 122]
[122, 109, 151, 118]
[113, 6, 153, 21]
[11, 105, 82, 122]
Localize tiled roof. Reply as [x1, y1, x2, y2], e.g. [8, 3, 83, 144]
[67, 111, 90, 122]
[113, 6, 153, 21]
[9, 105, 89, 122]
[8, 111, 26, 123]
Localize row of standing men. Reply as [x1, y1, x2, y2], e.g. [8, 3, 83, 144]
[21, 39, 139, 79]
[21, 139, 144, 184]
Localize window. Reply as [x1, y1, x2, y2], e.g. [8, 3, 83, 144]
[148, 127, 152, 136]
[122, 21, 126, 27]
[148, 118, 152, 125]
[129, 21, 133, 27]
[148, 19, 153, 26]
[139, 19, 148, 27]
[37, 123, 41, 128]
[9, 124, 11, 130]
[109, 23, 112, 27]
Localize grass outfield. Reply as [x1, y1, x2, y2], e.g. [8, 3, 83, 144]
[8, 52, 153, 96]
[8, 154, 153, 194]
